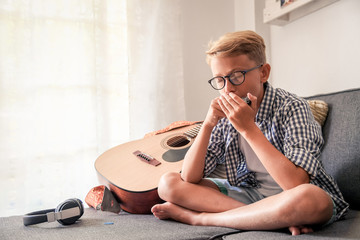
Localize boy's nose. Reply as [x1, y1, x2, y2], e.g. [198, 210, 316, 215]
[223, 78, 236, 93]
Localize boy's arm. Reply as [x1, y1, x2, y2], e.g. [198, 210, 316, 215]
[243, 125, 310, 190]
[180, 123, 213, 183]
[219, 92, 310, 190]
[181, 97, 225, 183]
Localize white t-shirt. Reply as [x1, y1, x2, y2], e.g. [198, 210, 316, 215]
[239, 134, 282, 197]
[208, 133, 283, 197]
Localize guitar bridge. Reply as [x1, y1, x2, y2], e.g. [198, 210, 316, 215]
[133, 150, 161, 166]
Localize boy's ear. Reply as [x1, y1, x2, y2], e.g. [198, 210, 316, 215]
[260, 63, 271, 83]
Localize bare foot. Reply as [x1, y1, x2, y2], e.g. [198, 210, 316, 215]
[151, 202, 201, 225]
[288, 226, 314, 235]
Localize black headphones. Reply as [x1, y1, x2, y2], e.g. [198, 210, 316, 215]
[23, 198, 84, 226]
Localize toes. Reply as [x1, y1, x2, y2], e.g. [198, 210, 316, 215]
[289, 226, 301, 236]
[301, 226, 313, 234]
[289, 226, 314, 235]
[151, 204, 161, 214]
[151, 203, 170, 220]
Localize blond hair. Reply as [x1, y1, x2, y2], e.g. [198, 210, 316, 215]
[206, 30, 266, 65]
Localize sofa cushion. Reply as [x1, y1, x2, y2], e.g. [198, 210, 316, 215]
[308, 100, 328, 126]
[306, 88, 360, 210]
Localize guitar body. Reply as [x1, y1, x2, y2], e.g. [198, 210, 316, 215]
[95, 124, 201, 214]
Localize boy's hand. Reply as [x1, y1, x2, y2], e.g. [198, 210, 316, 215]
[218, 92, 257, 133]
[203, 97, 226, 129]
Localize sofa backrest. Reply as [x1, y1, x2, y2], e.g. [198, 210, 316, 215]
[307, 88, 360, 210]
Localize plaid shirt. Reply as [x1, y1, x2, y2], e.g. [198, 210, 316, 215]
[204, 83, 349, 220]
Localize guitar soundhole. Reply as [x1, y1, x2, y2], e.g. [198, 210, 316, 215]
[166, 136, 190, 148]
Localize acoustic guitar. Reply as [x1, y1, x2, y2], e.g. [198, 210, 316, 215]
[95, 123, 202, 214]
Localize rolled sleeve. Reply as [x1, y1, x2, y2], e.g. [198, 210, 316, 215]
[204, 122, 226, 176]
[283, 100, 324, 179]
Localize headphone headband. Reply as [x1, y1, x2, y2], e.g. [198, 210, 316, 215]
[23, 198, 84, 226]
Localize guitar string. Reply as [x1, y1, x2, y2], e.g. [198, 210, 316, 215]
[167, 125, 202, 147]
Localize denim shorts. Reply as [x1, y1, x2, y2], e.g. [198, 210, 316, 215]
[208, 178, 337, 227]
[207, 178, 265, 205]
[320, 198, 337, 228]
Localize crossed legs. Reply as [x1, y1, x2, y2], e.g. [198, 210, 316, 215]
[151, 172, 333, 235]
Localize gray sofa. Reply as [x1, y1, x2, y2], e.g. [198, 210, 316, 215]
[1, 88, 359, 240]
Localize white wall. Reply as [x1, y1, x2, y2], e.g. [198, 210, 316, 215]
[180, 0, 235, 121]
[180, 0, 270, 121]
[269, 0, 360, 96]
[182, 0, 360, 122]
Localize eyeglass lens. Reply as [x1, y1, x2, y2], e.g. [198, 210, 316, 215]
[210, 71, 245, 90]
[208, 64, 263, 90]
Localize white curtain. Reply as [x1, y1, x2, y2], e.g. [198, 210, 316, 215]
[127, 0, 185, 139]
[0, 0, 185, 217]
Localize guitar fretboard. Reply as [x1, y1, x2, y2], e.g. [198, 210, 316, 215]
[184, 123, 202, 138]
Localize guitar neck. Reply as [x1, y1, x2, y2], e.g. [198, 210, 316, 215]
[184, 123, 202, 138]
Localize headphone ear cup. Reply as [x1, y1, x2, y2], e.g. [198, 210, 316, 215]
[72, 198, 84, 217]
[55, 198, 83, 225]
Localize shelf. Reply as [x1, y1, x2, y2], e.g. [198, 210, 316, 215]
[263, 0, 339, 26]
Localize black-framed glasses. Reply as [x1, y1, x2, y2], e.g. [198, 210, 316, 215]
[208, 64, 263, 90]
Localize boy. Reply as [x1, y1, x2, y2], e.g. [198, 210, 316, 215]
[151, 31, 348, 235]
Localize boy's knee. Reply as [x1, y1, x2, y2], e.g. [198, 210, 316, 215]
[278, 184, 333, 224]
[158, 172, 182, 201]
[295, 184, 331, 213]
